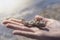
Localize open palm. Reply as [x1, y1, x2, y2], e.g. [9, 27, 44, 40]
[3, 15, 60, 39]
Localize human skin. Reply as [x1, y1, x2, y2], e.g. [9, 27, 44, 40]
[2, 15, 60, 40]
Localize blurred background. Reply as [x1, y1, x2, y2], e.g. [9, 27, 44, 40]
[0, 0, 60, 40]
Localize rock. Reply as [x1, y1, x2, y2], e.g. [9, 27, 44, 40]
[23, 18, 46, 30]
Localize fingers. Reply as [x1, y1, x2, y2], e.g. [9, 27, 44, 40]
[13, 30, 36, 39]
[5, 23, 35, 32]
[8, 18, 24, 23]
[13, 30, 35, 35]
[3, 18, 36, 32]
[13, 30, 43, 39]
[12, 30, 40, 39]
[3, 20, 24, 26]
[2, 16, 46, 39]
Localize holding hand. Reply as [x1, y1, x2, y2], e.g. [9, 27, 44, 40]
[3, 15, 60, 39]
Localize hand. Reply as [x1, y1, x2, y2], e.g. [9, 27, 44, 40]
[2, 15, 60, 39]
